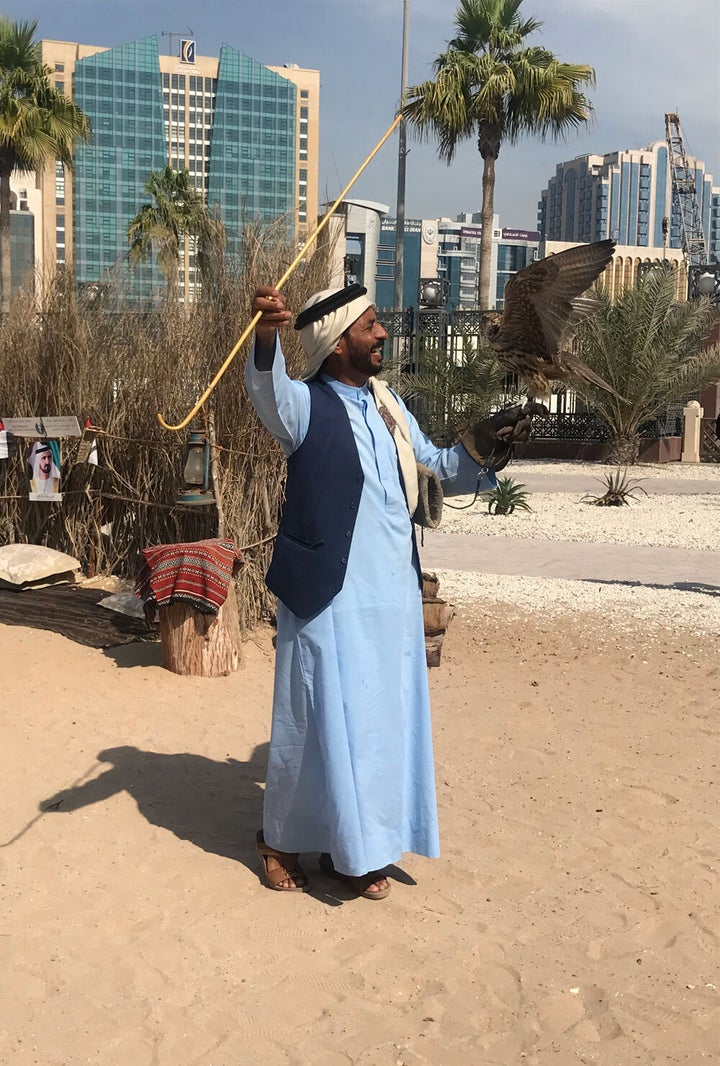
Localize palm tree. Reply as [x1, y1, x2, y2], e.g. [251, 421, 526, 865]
[574, 269, 720, 464]
[402, 0, 594, 309]
[128, 165, 226, 301]
[0, 17, 91, 313]
[388, 331, 506, 444]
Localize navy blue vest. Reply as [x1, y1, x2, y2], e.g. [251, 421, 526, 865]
[265, 380, 365, 618]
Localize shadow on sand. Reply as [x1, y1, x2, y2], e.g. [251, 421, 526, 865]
[37, 744, 414, 905]
[39, 743, 269, 873]
[585, 578, 720, 597]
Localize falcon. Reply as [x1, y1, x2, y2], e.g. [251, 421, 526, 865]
[488, 239, 620, 400]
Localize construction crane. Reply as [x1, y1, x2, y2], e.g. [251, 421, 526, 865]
[665, 112, 707, 267]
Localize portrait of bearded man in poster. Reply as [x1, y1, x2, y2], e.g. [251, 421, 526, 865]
[28, 440, 62, 501]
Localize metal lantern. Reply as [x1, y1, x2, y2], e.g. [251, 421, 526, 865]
[690, 265, 720, 305]
[418, 278, 450, 308]
[178, 428, 215, 506]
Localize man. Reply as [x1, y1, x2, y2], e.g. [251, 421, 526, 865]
[246, 283, 535, 899]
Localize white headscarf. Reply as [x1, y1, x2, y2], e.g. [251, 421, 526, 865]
[295, 285, 372, 380]
[293, 287, 437, 526]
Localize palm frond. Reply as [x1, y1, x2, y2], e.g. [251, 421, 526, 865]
[388, 336, 505, 441]
[574, 272, 720, 457]
[0, 18, 91, 308]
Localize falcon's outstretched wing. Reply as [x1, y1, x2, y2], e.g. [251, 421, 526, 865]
[494, 239, 615, 359]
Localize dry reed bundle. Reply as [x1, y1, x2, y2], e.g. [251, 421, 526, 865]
[0, 218, 334, 629]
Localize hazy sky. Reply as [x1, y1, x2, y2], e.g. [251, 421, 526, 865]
[6, 0, 719, 229]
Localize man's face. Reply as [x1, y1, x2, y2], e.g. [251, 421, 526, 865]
[38, 449, 53, 477]
[340, 308, 388, 378]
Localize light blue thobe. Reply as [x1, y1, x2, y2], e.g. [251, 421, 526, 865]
[245, 340, 494, 876]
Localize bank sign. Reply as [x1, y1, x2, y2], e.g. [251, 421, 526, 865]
[181, 39, 196, 63]
[381, 219, 422, 234]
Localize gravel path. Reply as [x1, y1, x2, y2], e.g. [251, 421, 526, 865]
[432, 460, 720, 635]
[441, 491, 720, 551]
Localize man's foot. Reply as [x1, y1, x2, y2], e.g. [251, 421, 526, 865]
[256, 830, 309, 892]
[349, 871, 391, 898]
[318, 853, 391, 900]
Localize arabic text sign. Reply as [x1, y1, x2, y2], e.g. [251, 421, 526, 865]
[2, 416, 82, 438]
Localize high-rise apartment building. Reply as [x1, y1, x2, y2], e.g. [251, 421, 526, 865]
[38, 36, 319, 299]
[435, 217, 483, 311]
[0, 175, 42, 301]
[538, 140, 720, 262]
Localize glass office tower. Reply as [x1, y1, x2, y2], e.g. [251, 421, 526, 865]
[41, 36, 319, 301]
[73, 37, 167, 296]
[207, 47, 296, 260]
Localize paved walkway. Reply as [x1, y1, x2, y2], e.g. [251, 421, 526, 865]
[419, 533, 720, 590]
[418, 468, 720, 589]
[512, 472, 720, 496]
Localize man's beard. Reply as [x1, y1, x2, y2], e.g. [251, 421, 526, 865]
[347, 339, 384, 378]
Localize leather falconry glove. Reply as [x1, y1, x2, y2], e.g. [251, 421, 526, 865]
[460, 400, 548, 472]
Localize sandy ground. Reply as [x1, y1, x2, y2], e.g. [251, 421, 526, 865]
[2, 598, 719, 1065]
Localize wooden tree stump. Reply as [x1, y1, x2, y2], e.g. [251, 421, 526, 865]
[158, 580, 242, 677]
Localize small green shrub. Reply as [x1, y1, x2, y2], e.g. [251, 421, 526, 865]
[484, 476, 532, 515]
[583, 469, 648, 507]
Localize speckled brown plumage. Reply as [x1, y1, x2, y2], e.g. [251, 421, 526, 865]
[489, 239, 619, 400]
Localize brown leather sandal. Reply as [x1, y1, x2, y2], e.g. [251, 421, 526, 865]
[256, 830, 309, 892]
[319, 853, 391, 900]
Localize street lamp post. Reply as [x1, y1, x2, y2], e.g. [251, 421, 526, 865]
[393, 0, 409, 312]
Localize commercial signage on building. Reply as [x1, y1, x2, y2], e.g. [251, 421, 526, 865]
[180, 39, 196, 63]
[460, 226, 483, 239]
[501, 228, 541, 241]
[380, 218, 422, 234]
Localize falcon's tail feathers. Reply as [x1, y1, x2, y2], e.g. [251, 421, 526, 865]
[556, 351, 626, 401]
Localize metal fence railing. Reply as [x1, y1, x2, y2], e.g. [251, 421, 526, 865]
[377, 308, 687, 442]
[530, 412, 609, 442]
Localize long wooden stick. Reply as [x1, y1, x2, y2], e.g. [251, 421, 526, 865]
[157, 113, 402, 431]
